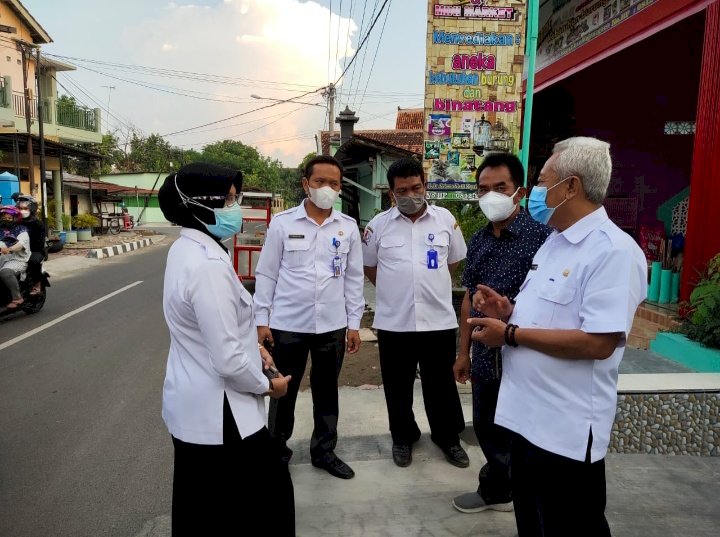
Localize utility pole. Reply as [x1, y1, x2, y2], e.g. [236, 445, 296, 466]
[324, 83, 336, 137]
[35, 48, 47, 234]
[19, 42, 35, 195]
[101, 85, 115, 130]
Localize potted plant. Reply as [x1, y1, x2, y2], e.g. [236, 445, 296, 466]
[72, 213, 99, 242]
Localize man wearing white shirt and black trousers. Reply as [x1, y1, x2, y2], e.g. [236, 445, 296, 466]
[470, 138, 647, 536]
[158, 163, 294, 536]
[363, 157, 469, 469]
[254, 155, 365, 480]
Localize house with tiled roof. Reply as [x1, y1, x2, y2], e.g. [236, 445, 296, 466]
[317, 107, 424, 226]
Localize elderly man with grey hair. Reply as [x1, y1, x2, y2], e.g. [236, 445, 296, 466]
[468, 137, 647, 536]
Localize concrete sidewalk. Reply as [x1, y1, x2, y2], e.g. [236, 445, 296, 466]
[284, 387, 720, 537]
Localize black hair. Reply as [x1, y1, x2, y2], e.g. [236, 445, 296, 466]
[304, 155, 344, 179]
[475, 153, 525, 189]
[158, 162, 242, 241]
[386, 157, 424, 190]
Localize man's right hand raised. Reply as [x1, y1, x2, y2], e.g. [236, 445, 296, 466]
[472, 284, 514, 321]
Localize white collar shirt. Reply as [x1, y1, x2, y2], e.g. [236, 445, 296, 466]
[162, 228, 269, 445]
[363, 205, 467, 332]
[253, 201, 365, 333]
[495, 207, 647, 462]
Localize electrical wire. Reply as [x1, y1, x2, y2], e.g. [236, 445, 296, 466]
[159, 86, 327, 137]
[350, 0, 381, 109]
[343, 0, 368, 105]
[356, 0, 392, 113]
[44, 53, 321, 91]
[333, 0, 343, 83]
[335, 0, 391, 87]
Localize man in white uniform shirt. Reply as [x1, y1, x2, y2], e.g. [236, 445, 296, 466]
[469, 137, 647, 536]
[363, 157, 469, 469]
[254, 155, 365, 480]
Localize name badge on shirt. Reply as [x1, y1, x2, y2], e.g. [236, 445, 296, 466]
[426, 233, 438, 269]
[332, 237, 342, 277]
[288, 234, 305, 239]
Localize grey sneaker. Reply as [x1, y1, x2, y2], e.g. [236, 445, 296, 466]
[452, 492, 514, 513]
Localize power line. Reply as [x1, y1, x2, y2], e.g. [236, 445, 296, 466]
[357, 0, 392, 112]
[338, 0, 354, 103]
[327, 0, 332, 84]
[44, 53, 321, 91]
[160, 86, 327, 137]
[334, 0, 343, 82]
[335, 0, 391, 88]
[176, 104, 311, 148]
[343, 0, 368, 105]
[350, 0, 381, 109]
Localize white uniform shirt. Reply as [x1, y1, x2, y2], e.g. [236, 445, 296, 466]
[363, 205, 467, 332]
[162, 228, 269, 445]
[253, 201, 365, 334]
[495, 208, 647, 462]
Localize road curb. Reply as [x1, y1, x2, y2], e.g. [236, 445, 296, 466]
[87, 238, 154, 259]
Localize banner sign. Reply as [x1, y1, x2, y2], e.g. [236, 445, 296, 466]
[537, 0, 660, 72]
[424, 0, 528, 201]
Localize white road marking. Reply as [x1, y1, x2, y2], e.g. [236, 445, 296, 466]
[0, 281, 144, 352]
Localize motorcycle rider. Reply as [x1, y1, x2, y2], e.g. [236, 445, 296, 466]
[0, 206, 30, 309]
[14, 194, 46, 295]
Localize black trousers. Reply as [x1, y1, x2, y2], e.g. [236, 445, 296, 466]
[267, 328, 346, 459]
[377, 329, 465, 449]
[171, 395, 295, 537]
[28, 251, 45, 283]
[473, 377, 512, 503]
[511, 431, 611, 537]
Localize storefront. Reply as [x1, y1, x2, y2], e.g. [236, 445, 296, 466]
[527, 0, 719, 300]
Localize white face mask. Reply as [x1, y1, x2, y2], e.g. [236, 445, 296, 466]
[478, 188, 520, 222]
[308, 186, 340, 210]
[20, 210, 31, 219]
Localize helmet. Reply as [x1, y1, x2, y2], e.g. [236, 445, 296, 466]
[14, 194, 38, 215]
[0, 205, 22, 226]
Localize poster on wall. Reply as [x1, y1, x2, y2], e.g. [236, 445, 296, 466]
[536, 0, 659, 72]
[424, 0, 528, 201]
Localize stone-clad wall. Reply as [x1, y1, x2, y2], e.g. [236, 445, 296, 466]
[610, 392, 720, 456]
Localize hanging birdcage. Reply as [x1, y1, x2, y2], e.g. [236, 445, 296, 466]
[472, 115, 492, 156]
[488, 120, 514, 153]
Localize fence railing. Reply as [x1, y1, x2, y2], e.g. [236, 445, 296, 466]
[55, 103, 98, 132]
[12, 91, 38, 120]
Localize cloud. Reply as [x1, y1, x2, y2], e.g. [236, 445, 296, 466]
[122, 0, 356, 166]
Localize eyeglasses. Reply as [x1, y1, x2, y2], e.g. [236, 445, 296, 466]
[189, 193, 243, 207]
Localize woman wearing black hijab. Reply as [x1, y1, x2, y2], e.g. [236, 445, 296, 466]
[158, 162, 295, 536]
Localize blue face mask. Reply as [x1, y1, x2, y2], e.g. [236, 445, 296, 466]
[204, 204, 243, 239]
[174, 175, 243, 239]
[528, 177, 570, 225]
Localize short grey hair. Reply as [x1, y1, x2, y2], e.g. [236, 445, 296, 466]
[552, 137, 612, 204]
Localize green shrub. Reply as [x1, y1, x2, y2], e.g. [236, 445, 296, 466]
[72, 213, 99, 229]
[681, 254, 720, 349]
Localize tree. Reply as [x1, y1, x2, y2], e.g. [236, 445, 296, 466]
[197, 140, 299, 204]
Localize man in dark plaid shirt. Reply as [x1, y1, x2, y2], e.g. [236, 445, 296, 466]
[452, 154, 551, 514]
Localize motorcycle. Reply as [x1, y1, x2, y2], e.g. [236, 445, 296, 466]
[0, 268, 50, 318]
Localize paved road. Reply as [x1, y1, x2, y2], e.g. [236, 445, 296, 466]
[0, 231, 178, 537]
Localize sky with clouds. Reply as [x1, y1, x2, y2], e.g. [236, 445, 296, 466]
[26, 0, 427, 167]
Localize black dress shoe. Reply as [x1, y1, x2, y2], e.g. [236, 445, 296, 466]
[392, 444, 412, 467]
[280, 445, 293, 464]
[443, 444, 470, 468]
[311, 453, 355, 479]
